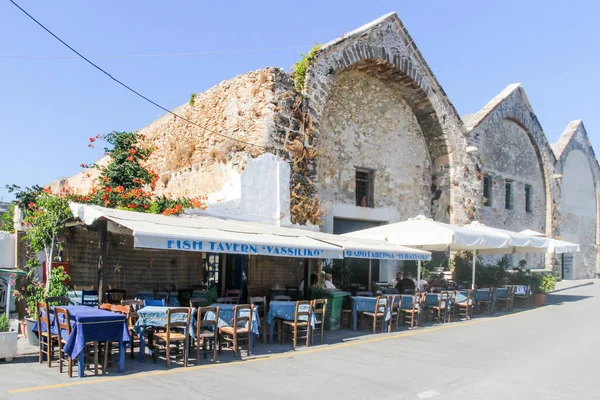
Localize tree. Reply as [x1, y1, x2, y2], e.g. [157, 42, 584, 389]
[22, 191, 72, 292]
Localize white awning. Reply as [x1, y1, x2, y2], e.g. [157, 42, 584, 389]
[69, 204, 432, 261]
[519, 229, 580, 254]
[70, 204, 343, 259]
[344, 215, 510, 252]
[466, 222, 549, 254]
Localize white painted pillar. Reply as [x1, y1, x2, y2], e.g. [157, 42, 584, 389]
[472, 251, 477, 290]
[417, 260, 421, 291]
[368, 259, 372, 291]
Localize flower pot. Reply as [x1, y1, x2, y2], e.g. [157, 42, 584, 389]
[25, 317, 38, 347]
[532, 293, 546, 307]
[0, 331, 18, 361]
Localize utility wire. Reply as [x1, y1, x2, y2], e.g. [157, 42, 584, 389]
[8, 0, 276, 151]
[0, 46, 310, 59]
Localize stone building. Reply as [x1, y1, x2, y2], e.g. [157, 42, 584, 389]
[55, 12, 600, 280]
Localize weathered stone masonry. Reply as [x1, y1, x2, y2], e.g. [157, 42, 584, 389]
[54, 12, 600, 279]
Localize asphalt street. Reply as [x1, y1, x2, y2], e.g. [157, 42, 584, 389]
[1, 282, 597, 400]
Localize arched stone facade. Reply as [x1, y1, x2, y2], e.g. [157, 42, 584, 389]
[465, 84, 558, 237]
[554, 121, 600, 278]
[302, 13, 479, 227]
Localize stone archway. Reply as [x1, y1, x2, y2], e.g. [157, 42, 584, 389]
[301, 13, 477, 224]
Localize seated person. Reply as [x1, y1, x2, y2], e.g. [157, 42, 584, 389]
[323, 273, 336, 289]
[395, 272, 416, 293]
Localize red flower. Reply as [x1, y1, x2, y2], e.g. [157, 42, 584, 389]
[116, 186, 124, 193]
[128, 148, 137, 155]
[27, 202, 35, 208]
[80, 163, 87, 168]
[89, 137, 95, 143]
[127, 156, 134, 161]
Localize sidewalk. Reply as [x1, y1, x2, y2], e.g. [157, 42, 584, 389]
[551, 278, 596, 293]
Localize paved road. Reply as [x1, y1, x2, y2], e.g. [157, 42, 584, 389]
[2, 282, 598, 399]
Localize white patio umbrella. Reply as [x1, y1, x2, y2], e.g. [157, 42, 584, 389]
[519, 229, 580, 254]
[466, 222, 550, 254]
[344, 215, 511, 289]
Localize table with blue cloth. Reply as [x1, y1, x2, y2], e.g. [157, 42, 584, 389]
[351, 297, 391, 332]
[34, 306, 129, 378]
[266, 301, 315, 344]
[456, 291, 469, 304]
[204, 303, 260, 353]
[133, 306, 195, 362]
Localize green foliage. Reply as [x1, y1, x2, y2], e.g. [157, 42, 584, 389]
[206, 286, 217, 305]
[0, 314, 9, 333]
[14, 263, 70, 317]
[189, 93, 196, 107]
[371, 282, 381, 294]
[452, 252, 513, 287]
[0, 203, 14, 233]
[5, 184, 43, 210]
[532, 273, 556, 294]
[292, 44, 321, 92]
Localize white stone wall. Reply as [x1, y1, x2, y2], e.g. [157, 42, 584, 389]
[560, 150, 597, 278]
[317, 70, 432, 228]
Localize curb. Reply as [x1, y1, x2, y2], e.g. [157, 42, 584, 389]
[548, 281, 594, 294]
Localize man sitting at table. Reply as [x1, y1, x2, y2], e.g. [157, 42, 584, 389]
[323, 273, 336, 289]
[395, 272, 416, 293]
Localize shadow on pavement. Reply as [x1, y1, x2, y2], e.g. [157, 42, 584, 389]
[546, 294, 593, 305]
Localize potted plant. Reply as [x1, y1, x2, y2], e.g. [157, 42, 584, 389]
[14, 263, 70, 346]
[531, 274, 556, 306]
[0, 313, 17, 362]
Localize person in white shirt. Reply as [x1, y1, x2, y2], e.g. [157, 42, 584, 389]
[324, 273, 336, 289]
[418, 278, 428, 292]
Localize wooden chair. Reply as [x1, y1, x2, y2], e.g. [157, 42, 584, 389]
[476, 288, 495, 315]
[106, 289, 126, 304]
[388, 296, 401, 331]
[496, 286, 515, 313]
[99, 303, 114, 311]
[311, 299, 327, 345]
[144, 299, 166, 307]
[55, 307, 108, 376]
[446, 291, 456, 323]
[361, 296, 389, 334]
[195, 307, 219, 364]
[225, 289, 242, 304]
[400, 293, 421, 329]
[455, 290, 475, 320]
[514, 285, 532, 308]
[272, 295, 291, 301]
[153, 307, 191, 368]
[111, 305, 139, 360]
[427, 292, 449, 324]
[81, 290, 99, 307]
[46, 296, 71, 306]
[122, 299, 144, 311]
[219, 304, 254, 358]
[37, 302, 57, 367]
[249, 296, 268, 344]
[54, 307, 73, 376]
[190, 298, 209, 308]
[282, 301, 312, 349]
[216, 297, 237, 304]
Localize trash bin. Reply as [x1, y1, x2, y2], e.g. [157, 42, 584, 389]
[310, 288, 350, 331]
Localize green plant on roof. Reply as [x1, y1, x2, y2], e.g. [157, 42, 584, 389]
[292, 44, 321, 92]
[189, 92, 197, 107]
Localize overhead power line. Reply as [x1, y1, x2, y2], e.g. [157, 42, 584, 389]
[0, 45, 310, 59]
[8, 0, 276, 151]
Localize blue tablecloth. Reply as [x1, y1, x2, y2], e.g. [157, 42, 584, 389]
[351, 297, 391, 332]
[133, 306, 194, 336]
[49, 306, 128, 360]
[505, 285, 527, 295]
[456, 291, 470, 304]
[495, 288, 509, 298]
[205, 303, 260, 336]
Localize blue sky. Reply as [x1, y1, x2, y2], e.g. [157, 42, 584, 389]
[1, 0, 599, 201]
